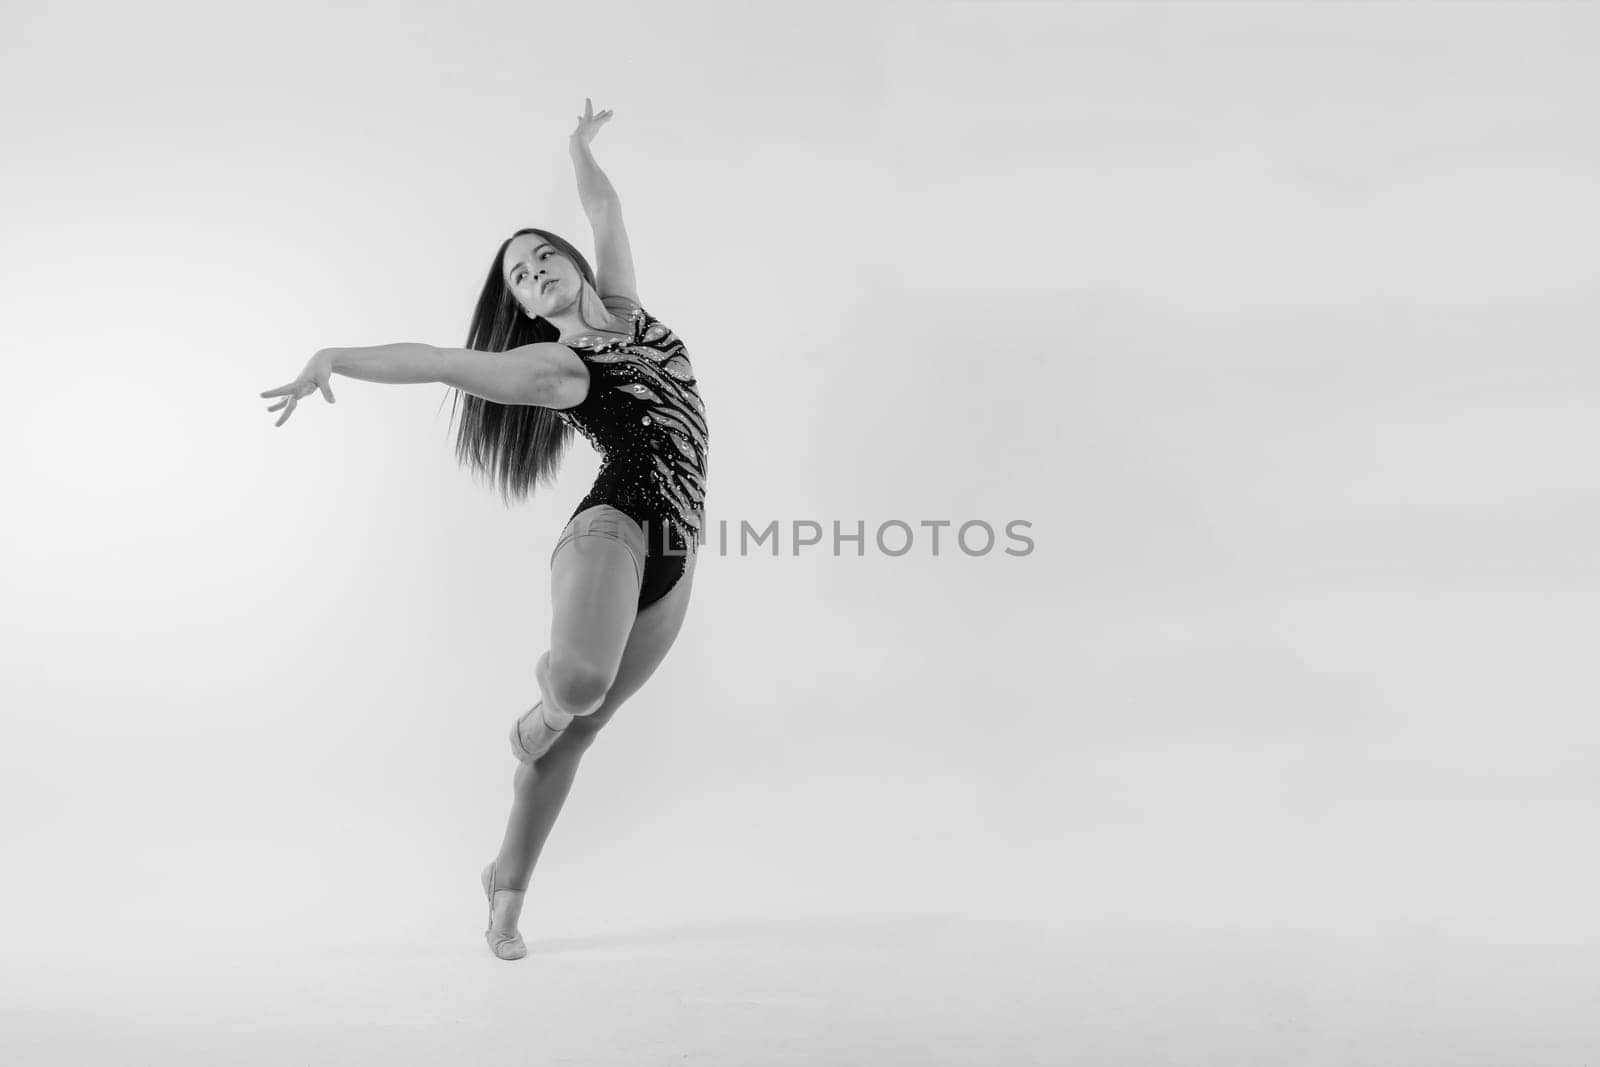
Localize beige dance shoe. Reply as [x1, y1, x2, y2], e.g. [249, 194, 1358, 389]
[509, 703, 573, 765]
[481, 861, 527, 961]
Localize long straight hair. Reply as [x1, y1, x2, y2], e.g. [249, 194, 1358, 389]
[447, 228, 622, 506]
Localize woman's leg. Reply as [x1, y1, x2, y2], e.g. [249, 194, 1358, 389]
[492, 522, 700, 894]
[487, 652, 598, 900]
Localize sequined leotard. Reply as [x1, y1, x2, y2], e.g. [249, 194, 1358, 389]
[558, 303, 709, 610]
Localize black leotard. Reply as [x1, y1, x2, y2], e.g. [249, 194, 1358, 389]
[557, 302, 709, 610]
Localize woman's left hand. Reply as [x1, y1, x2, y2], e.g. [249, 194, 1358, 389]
[571, 97, 613, 145]
[260, 349, 337, 427]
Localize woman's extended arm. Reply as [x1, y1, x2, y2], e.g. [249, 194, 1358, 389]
[329, 342, 443, 385]
[570, 98, 639, 304]
[336, 343, 586, 404]
[570, 98, 618, 214]
[261, 343, 586, 427]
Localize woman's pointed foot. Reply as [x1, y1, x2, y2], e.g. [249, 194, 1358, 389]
[481, 862, 528, 961]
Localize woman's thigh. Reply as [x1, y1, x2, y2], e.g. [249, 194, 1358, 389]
[547, 505, 647, 686]
[566, 546, 698, 738]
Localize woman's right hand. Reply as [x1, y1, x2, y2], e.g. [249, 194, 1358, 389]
[260, 349, 337, 428]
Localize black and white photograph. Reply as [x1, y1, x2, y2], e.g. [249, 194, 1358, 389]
[3, 0, 1597, 1063]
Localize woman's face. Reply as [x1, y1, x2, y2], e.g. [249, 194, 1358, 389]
[503, 234, 581, 317]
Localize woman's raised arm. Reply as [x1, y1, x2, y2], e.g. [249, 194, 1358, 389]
[570, 98, 640, 305]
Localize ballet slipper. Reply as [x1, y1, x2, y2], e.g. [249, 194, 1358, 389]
[481, 861, 527, 961]
[509, 703, 572, 765]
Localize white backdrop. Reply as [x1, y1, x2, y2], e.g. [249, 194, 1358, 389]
[3, 1, 1598, 1063]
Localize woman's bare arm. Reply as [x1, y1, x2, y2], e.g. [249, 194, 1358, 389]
[261, 342, 588, 427]
[332, 342, 588, 408]
[570, 102, 619, 215]
[570, 99, 640, 304]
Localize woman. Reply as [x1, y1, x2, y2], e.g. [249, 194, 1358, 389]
[260, 99, 710, 961]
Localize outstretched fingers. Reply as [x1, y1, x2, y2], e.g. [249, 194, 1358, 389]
[271, 395, 298, 427]
[260, 379, 325, 427]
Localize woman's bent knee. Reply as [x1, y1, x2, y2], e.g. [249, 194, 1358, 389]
[546, 661, 612, 718]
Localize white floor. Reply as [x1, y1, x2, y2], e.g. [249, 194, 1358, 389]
[5, 915, 1597, 1065]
